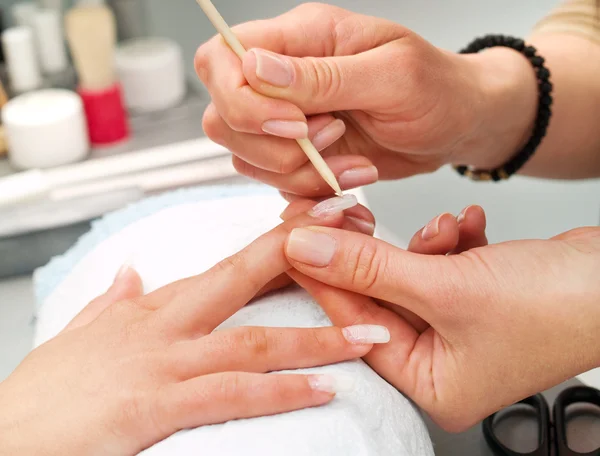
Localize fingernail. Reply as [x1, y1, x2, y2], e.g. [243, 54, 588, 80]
[343, 325, 391, 344]
[308, 374, 355, 394]
[309, 194, 358, 218]
[312, 119, 346, 151]
[346, 216, 375, 236]
[287, 228, 336, 267]
[253, 49, 294, 87]
[262, 120, 308, 139]
[338, 166, 379, 190]
[457, 207, 468, 225]
[114, 263, 133, 283]
[422, 215, 443, 241]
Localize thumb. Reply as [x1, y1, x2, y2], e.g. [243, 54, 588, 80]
[242, 43, 402, 115]
[284, 227, 450, 322]
[64, 265, 144, 332]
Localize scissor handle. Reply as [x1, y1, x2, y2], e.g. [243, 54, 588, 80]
[482, 394, 552, 456]
[553, 386, 600, 456]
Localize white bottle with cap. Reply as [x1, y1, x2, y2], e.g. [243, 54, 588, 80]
[115, 37, 186, 113]
[32, 8, 76, 90]
[11, 2, 39, 29]
[33, 9, 67, 75]
[1, 27, 42, 94]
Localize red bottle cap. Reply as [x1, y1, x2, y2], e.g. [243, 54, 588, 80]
[78, 83, 129, 146]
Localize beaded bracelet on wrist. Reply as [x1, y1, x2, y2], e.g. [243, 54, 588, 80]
[454, 34, 553, 182]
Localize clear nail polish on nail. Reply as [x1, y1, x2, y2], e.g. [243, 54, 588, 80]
[309, 195, 358, 218]
[343, 325, 391, 344]
[308, 374, 355, 394]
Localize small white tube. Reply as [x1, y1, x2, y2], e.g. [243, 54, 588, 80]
[2, 27, 42, 93]
[33, 9, 68, 74]
[11, 2, 39, 28]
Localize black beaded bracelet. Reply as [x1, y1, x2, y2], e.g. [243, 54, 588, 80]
[454, 34, 553, 182]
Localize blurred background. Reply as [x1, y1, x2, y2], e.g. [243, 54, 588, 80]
[0, 0, 598, 447]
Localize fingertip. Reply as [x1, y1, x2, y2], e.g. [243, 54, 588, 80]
[111, 265, 144, 299]
[408, 213, 459, 255]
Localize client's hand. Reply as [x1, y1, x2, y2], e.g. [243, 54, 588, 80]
[282, 205, 600, 432]
[0, 200, 388, 456]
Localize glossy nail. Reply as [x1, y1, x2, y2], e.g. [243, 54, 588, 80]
[287, 228, 336, 267]
[338, 166, 379, 190]
[343, 325, 391, 344]
[422, 215, 443, 241]
[262, 120, 308, 139]
[346, 216, 375, 236]
[114, 262, 133, 283]
[309, 194, 358, 218]
[457, 207, 468, 225]
[308, 374, 355, 393]
[253, 49, 294, 87]
[312, 119, 346, 151]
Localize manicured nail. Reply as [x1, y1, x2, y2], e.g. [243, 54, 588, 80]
[312, 119, 346, 151]
[457, 207, 468, 225]
[343, 325, 391, 344]
[262, 120, 308, 139]
[253, 49, 294, 87]
[308, 374, 355, 393]
[422, 214, 445, 241]
[346, 216, 375, 236]
[114, 262, 133, 283]
[338, 166, 379, 190]
[308, 194, 358, 218]
[287, 228, 336, 267]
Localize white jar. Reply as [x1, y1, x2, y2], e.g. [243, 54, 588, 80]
[115, 37, 186, 113]
[2, 89, 90, 169]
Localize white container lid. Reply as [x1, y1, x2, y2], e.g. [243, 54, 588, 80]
[2, 89, 90, 169]
[2, 27, 42, 94]
[33, 9, 68, 74]
[116, 37, 186, 113]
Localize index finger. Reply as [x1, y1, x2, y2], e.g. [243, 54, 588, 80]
[151, 196, 358, 335]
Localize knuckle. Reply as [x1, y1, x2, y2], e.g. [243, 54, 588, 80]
[231, 156, 255, 178]
[193, 46, 211, 83]
[202, 106, 225, 143]
[237, 327, 270, 357]
[218, 372, 245, 403]
[276, 152, 304, 174]
[221, 104, 249, 132]
[302, 57, 342, 102]
[347, 239, 387, 293]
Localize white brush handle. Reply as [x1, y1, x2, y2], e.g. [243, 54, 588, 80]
[52, 155, 237, 200]
[0, 137, 230, 208]
[195, 0, 343, 196]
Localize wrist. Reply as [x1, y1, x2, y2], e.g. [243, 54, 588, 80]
[451, 46, 538, 170]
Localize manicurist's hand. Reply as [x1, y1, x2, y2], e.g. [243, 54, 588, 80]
[0, 199, 389, 456]
[283, 205, 600, 431]
[195, 3, 538, 196]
